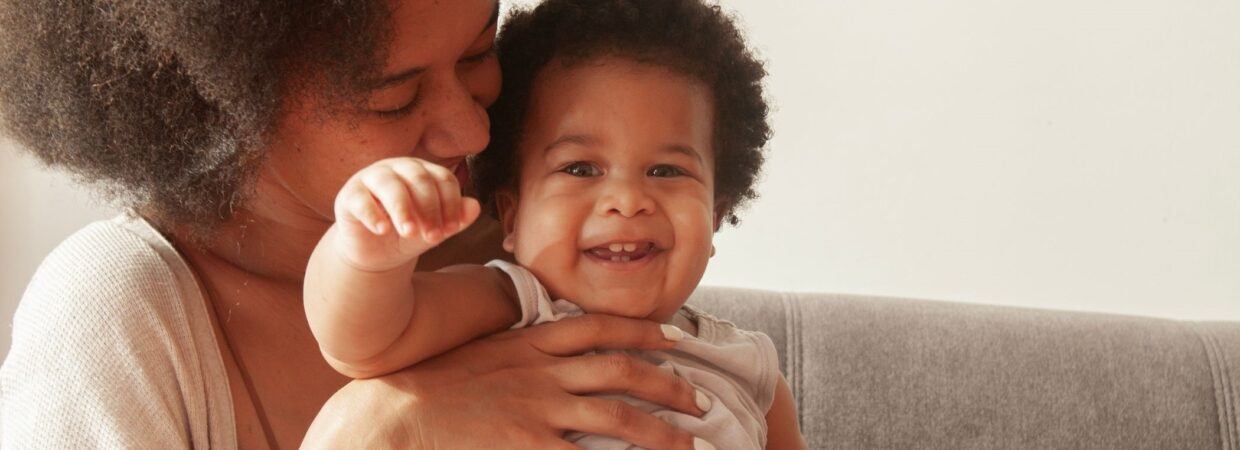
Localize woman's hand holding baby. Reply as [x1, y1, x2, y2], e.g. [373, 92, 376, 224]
[333, 157, 482, 272]
[305, 315, 711, 450]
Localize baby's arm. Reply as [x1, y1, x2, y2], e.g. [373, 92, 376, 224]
[765, 375, 810, 450]
[305, 157, 519, 379]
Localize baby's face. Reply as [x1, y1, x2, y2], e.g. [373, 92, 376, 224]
[497, 57, 720, 322]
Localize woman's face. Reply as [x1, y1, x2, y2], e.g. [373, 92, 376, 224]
[257, 0, 500, 225]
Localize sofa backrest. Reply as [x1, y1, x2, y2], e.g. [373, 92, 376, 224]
[688, 286, 1240, 450]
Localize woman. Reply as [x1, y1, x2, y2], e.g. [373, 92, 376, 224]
[0, 0, 707, 448]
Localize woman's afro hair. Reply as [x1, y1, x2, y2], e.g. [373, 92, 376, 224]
[0, 0, 390, 236]
[472, 0, 771, 226]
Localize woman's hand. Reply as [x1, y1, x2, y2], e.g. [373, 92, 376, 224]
[303, 314, 713, 450]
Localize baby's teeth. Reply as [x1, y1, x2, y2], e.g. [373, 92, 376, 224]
[609, 243, 623, 252]
[608, 255, 631, 262]
[623, 243, 637, 252]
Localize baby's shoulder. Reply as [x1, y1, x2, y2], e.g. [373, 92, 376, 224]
[679, 304, 767, 342]
[675, 305, 783, 411]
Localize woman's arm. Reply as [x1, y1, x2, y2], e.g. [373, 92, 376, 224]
[305, 157, 517, 379]
[303, 314, 712, 450]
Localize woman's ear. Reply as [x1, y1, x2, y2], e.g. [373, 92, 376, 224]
[495, 190, 519, 253]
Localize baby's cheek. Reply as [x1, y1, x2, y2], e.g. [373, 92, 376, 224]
[670, 208, 715, 278]
[512, 203, 591, 292]
[671, 203, 717, 242]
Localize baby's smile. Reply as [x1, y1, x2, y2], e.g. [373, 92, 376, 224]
[585, 241, 661, 263]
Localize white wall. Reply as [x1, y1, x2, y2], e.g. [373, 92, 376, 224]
[697, 0, 1240, 320]
[3, 0, 1238, 359]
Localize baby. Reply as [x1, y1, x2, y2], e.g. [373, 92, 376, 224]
[305, 1, 806, 449]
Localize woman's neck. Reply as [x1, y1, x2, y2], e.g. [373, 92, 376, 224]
[178, 206, 331, 285]
[168, 206, 345, 450]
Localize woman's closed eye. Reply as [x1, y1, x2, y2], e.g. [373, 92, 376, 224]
[371, 46, 492, 120]
[374, 96, 419, 119]
[371, 84, 422, 119]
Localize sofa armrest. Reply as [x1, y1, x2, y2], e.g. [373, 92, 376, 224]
[688, 286, 1240, 450]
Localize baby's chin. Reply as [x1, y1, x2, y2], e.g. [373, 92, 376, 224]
[561, 291, 688, 323]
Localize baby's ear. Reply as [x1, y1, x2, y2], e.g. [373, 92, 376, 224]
[495, 190, 519, 252]
[712, 197, 731, 232]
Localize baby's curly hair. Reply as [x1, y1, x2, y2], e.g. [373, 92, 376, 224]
[0, 0, 391, 236]
[473, 0, 770, 226]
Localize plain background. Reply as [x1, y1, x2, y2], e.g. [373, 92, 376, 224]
[3, 0, 1238, 360]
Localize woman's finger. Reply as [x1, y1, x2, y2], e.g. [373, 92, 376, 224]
[524, 314, 683, 356]
[504, 426, 583, 450]
[548, 395, 705, 450]
[548, 353, 710, 417]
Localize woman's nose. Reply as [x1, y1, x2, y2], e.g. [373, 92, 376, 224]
[416, 73, 491, 160]
[595, 176, 657, 218]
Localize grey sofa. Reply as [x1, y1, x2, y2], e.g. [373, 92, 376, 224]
[688, 286, 1240, 450]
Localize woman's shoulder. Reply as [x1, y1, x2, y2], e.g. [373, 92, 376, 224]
[0, 214, 232, 448]
[17, 214, 192, 320]
[7, 213, 211, 359]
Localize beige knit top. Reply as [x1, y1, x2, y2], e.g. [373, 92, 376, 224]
[0, 215, 236, 448]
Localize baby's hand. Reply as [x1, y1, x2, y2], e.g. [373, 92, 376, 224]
[333, 157, 481, 272]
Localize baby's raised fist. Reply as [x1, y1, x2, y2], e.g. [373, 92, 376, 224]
[332, 157, 481, 271]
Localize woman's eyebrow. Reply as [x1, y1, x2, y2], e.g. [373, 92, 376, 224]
[371, 2, 499, 91]
[373, 66, 428, 91]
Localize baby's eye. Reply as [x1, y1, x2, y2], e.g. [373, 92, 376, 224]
[561, 162, 602, 177]
[647, 165, 685, 178]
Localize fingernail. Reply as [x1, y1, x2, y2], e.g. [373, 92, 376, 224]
[695, 390, 712, 412]
[660, 324, 684, 341]
[693, 437, 716, 450]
